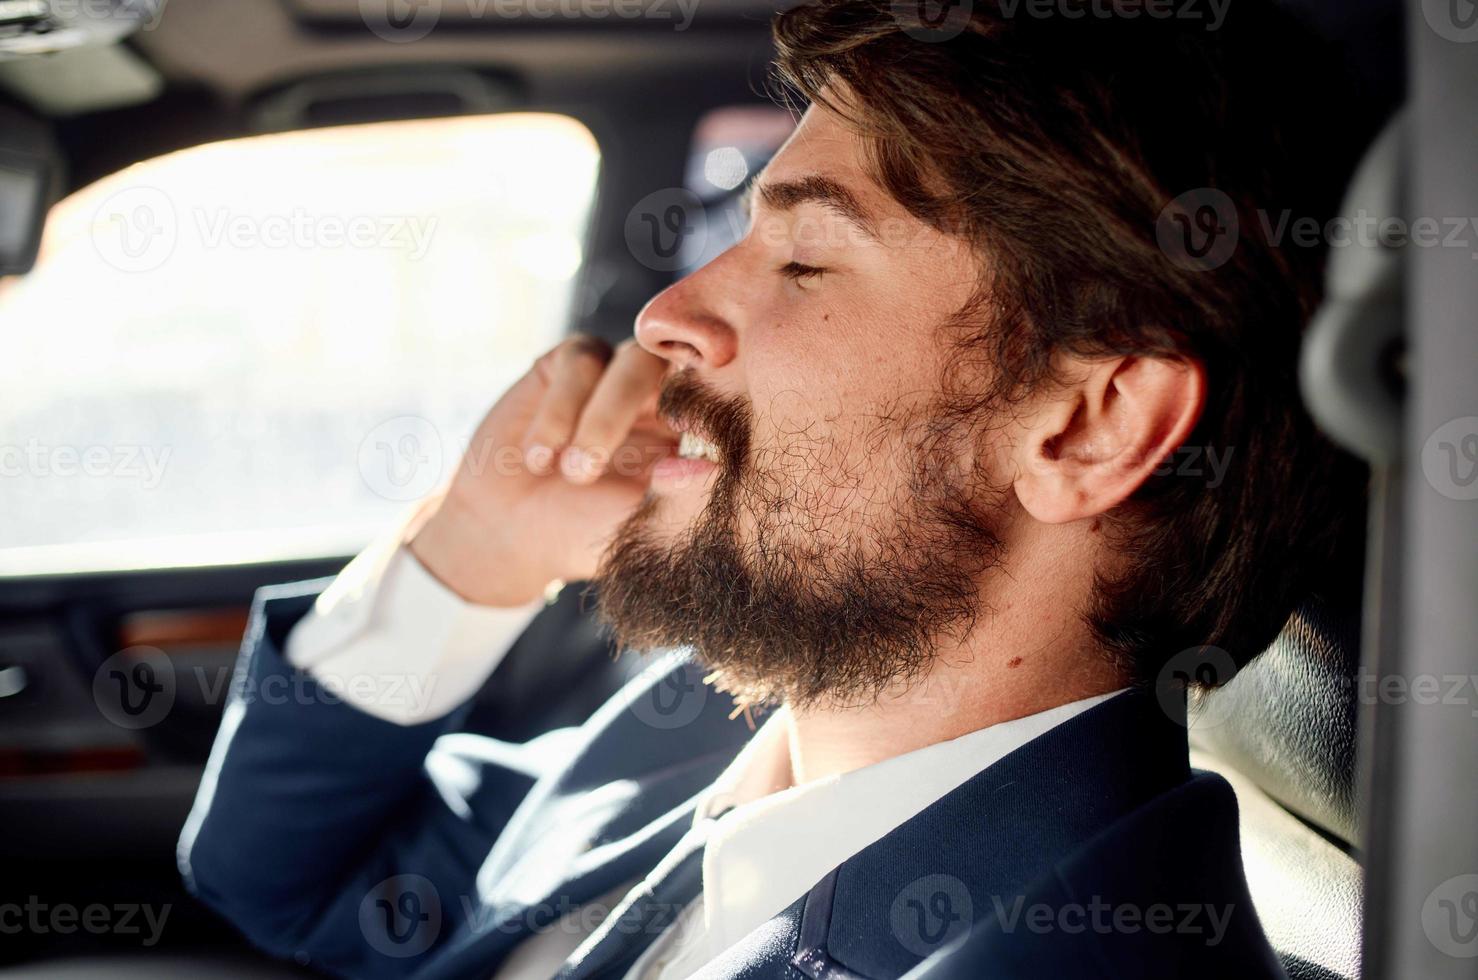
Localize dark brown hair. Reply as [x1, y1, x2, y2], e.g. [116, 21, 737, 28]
[771, 0, 1371, 681]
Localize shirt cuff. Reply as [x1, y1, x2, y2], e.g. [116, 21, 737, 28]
[285, 527, 545, 726]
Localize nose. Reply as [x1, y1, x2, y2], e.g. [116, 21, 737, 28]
[634, 276, 738, 371]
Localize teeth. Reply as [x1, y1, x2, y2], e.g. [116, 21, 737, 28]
[677, 431, 721, 463]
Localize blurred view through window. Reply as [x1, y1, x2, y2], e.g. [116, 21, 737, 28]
[0, 113, 600, 575]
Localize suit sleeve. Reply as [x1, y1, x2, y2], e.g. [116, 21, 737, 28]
[177, 579, 571, 979]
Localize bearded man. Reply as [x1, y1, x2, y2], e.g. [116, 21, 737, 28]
[179, 1, 1368, 977]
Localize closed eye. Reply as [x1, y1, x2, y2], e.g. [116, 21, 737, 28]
[779, 261, 825, 285]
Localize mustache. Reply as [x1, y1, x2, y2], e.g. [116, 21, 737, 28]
[658, 371, 751, 465]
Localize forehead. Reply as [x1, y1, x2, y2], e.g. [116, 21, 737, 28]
[756, 103, 885, 207]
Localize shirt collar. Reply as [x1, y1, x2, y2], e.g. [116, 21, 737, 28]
[686, 688, 1128, 958]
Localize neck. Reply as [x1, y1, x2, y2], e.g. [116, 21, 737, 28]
[784, 526, 1126, 784]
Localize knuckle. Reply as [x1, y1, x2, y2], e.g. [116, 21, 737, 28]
[559, 333, 613, 366]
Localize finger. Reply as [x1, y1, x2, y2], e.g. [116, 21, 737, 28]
[521, 335, 613, 474]
[598, 427, 680, 483]
[562, 339, 669, 484]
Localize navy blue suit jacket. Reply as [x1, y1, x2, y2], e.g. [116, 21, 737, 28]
[179, 579, 1286, 980]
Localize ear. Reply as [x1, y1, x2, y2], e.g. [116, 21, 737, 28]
[1012, 354, 1205, 525]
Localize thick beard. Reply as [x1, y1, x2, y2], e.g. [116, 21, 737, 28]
[593, 372, 1007, 710]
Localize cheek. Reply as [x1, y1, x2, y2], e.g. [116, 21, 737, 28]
[745, 301, 942, 417]
[737, 288, 955, 502]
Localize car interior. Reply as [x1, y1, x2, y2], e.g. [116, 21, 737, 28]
[1, 1, 1475, 978]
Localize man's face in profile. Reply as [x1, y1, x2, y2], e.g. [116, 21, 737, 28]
[596, 102, 1018, 708]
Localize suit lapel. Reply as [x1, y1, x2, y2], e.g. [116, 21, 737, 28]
[683, 687, 1192, 980]
[414, 653, 758, 980]
[554, 825, 709, 980]
[799, 686, 1191, 979]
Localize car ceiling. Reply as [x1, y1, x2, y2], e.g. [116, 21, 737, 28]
[132, 0, 782, 102]
[0, 0, 785, 192]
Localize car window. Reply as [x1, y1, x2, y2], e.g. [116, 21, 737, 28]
[0, 113, 600, 576]
[679, 104, 795, 274]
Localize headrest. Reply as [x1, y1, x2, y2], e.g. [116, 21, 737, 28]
[1191, 598, 1363, 846]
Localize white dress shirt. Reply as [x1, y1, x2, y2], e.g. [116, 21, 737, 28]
[285, 530, 1124, 979]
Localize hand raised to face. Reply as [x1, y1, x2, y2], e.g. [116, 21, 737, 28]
[409, 335, 674, 608]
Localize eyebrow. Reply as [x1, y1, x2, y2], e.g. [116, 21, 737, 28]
[742, 173, 880, 243]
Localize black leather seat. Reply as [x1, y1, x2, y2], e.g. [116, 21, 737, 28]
[1191, 599, 1365, 980]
